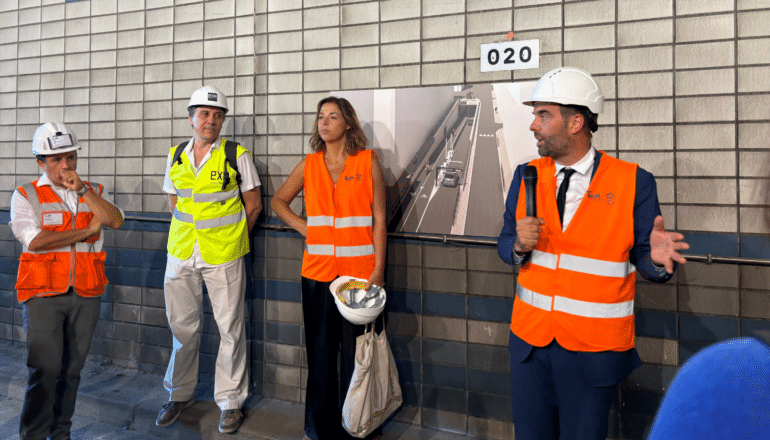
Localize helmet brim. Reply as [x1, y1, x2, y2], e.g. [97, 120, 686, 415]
[187, 104, 229, 114]
[33, 145, 81, 156]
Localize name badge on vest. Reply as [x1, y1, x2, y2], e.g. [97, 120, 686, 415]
[42, 212, 64, 226]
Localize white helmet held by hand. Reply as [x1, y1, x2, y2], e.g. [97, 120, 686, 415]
[32, 122, 80, 156]
[330, 276, 386, 325]
[188, 85, 229, 113]
[524, 67, 604, 114]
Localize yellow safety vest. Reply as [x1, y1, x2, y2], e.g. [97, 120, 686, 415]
[167, 139, 250, 265]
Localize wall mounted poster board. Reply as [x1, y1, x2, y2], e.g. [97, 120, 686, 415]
[335, 82, 540, 238]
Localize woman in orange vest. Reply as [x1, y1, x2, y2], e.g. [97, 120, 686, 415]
[271, 97, 387, 440]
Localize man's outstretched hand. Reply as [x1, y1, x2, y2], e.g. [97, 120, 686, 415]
[650, 215, 689, 274]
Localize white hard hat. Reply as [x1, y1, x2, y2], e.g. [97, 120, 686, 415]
[524, 67, 604, 114]
[330, 276, 385, 325]
[188, 85, 229, 113]
[32, 122, 80, 156]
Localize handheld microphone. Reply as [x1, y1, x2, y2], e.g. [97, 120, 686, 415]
[523, 166, 538, 217]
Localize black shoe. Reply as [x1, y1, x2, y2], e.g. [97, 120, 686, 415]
[219, 408, 243, 434]
[155, 398, 196, 427]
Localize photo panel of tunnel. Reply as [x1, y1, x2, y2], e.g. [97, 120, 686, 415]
[335, 82, 539, 238]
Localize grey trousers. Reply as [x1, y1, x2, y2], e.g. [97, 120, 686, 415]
[20, 289, 101, 440]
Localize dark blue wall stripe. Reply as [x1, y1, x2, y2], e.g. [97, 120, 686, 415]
[386, 290, 421, 314]
[423, 363, 466, 389]
[468, 297, 513, 323]
[681, 232, 738, 258]
[115, 249, 143, 268]
[468, 391, 511, 422]
[394, 359, 421, 384]
[0, 257, 17, 274]
[389, 335, 421, 362]
[679, 314, 739, 343]
[264, 280, 301, 302]
[636, 310, 677, 339]
[742, 319, 770, 344]
[423, 292, 465, 318]
[741, 235, 770, 260]
[468, 369, 509, 395]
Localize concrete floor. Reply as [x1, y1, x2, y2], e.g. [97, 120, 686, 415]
[0, 340, 474, 440]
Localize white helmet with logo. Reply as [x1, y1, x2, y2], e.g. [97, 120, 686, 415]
[32, 122, 80, 156]
[188, 85, 229, 113]
[524, 67, 604, 114]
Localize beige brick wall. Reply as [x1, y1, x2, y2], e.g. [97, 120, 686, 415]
[3, 1, 770, 438]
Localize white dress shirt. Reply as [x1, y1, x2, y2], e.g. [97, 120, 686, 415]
[512, 148, 596, 262]
[554, 147, 595, 231]
[10, 172, 122, 252]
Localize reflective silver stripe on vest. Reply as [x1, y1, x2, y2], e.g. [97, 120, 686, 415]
[307, 244, 335, 255]
[516, 285, 552, 311]
[173, 209, 194, 223]
[529, 251, 636, 278]
[553, 295, 634, 319]
[559, 254, 636, 278]
[335, 216, 372, 228]
[194, 188, 240, 203]
[308, 216, 334, 227]
[74, 242, 101, 254]
[517, 285, 634, 319]
[22, 183, 96, 218]
[173, 209, 244, 229]
[530, 250, 558, 270]
[336, 244, 375, 257]
[176, 188, 193, 198]
[36, 202, 93, 214]
[21, 183, 41, 219]
[195, 211, 245, 230]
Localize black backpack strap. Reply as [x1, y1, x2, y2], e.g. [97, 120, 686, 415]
[224, 140, 241, 185]
[222, 140, 241, 191]
[171, 141, 188, 167]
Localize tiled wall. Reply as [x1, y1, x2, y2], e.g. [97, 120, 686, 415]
[2, 0, 770, 438]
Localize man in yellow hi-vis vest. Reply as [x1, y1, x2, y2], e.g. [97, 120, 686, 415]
[156, 86, 262, 434]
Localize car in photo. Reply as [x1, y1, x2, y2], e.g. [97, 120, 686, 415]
[443, 170, 460, 187]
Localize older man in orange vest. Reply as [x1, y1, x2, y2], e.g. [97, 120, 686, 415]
[498, 68, 689, 440]
[10, 122, 124, 440]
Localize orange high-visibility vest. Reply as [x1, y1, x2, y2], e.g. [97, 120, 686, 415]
[15, 181, 108, 302]
[302, 150, 375, 282]
[511, 153, 637, 352]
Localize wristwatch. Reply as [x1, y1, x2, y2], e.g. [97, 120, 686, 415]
[76, 185, 89, 197]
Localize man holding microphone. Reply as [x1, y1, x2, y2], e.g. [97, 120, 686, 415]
[498, 67, 689, 440]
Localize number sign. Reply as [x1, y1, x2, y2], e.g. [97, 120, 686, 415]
[480, 39, 540, 72]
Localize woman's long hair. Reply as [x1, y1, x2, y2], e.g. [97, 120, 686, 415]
[309, 96, 368, 154]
